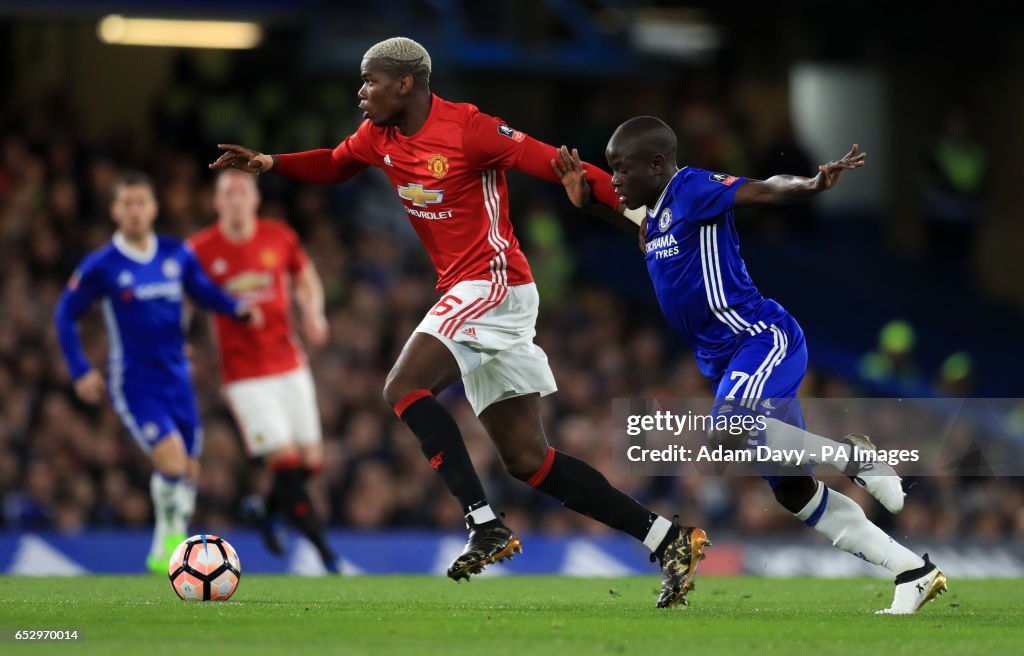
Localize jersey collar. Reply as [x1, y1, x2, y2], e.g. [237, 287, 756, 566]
[392, 93, 440, 141]
[113, 231, 157, 264]
[647, 167, 686, 219]
[218, 219, 258, 244]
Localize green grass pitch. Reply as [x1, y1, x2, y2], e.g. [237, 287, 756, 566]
[1, 575, 1020, 655]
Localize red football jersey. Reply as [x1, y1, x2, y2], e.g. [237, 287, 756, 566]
[274, 94, 619, 293]
[188, 219, 307, 383]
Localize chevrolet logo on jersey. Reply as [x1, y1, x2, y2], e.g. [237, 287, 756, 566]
[398, 183, 444, 207]
[225, 271, 273, 294]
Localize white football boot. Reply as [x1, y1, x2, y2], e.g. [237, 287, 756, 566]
[876, 553, 948, 615]
[842, 433, 906, 513]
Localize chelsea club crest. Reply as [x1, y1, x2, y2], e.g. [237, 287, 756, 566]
[658, 208, 673, 232]
[162, 258, 181, 279]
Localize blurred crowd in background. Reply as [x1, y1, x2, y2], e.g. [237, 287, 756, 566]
[2, 75, 1022, 544]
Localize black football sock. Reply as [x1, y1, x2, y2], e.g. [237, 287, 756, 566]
[248, 454, 276, 515]
[274, 466, 336, 564]
[529, 448, 673, 551]
[395, 390, 494, 524]
[266, 454, 304, 517]
[264, 481, 280, 516]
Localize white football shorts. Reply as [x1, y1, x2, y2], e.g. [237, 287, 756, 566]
[223, 366, 322, 457]
[414, 281, 557, 415]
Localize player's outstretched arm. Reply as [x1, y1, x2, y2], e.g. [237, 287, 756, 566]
[549, 145, 640, 233]
[209, 144, 367, 186]
[462, 112, 636, 232]
[209, 144, 274, 174]
[734, 144, 866, 206]
[211, 120, 373, 185]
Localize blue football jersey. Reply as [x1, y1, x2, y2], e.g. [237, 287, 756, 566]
[55, 233, 241, 387]
[643, 168, 789, 378]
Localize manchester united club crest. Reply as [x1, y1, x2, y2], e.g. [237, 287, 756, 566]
[427, 153, 450, 179]
[260, 249, 278, 268]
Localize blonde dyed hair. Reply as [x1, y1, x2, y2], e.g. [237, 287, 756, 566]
[363, 37, 431, 83]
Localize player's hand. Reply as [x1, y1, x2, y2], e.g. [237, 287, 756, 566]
[301, 313, 329, 349]
[73, 369, 106, 404]
[237, 303, 265, 328]
[550, 145, 593, 209]
[209, 144, 273, 174]
[813, 144, 866, 190]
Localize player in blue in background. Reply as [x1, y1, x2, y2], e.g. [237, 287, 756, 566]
[55, 172, 261, 573]
[553, 117, 947, 614]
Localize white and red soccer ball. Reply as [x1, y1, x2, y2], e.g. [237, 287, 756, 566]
[168, 535, 241, 601]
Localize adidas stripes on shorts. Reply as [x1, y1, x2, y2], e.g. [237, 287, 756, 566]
[414, 280, 557, 415]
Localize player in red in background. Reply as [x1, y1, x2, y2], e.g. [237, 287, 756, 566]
[189, 170, 339, 573]
[211, 37, 707, 607]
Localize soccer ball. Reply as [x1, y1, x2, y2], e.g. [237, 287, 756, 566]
[167, 535, 241, 601]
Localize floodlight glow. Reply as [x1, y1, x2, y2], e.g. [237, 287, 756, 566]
[97, 15, 262, 50]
